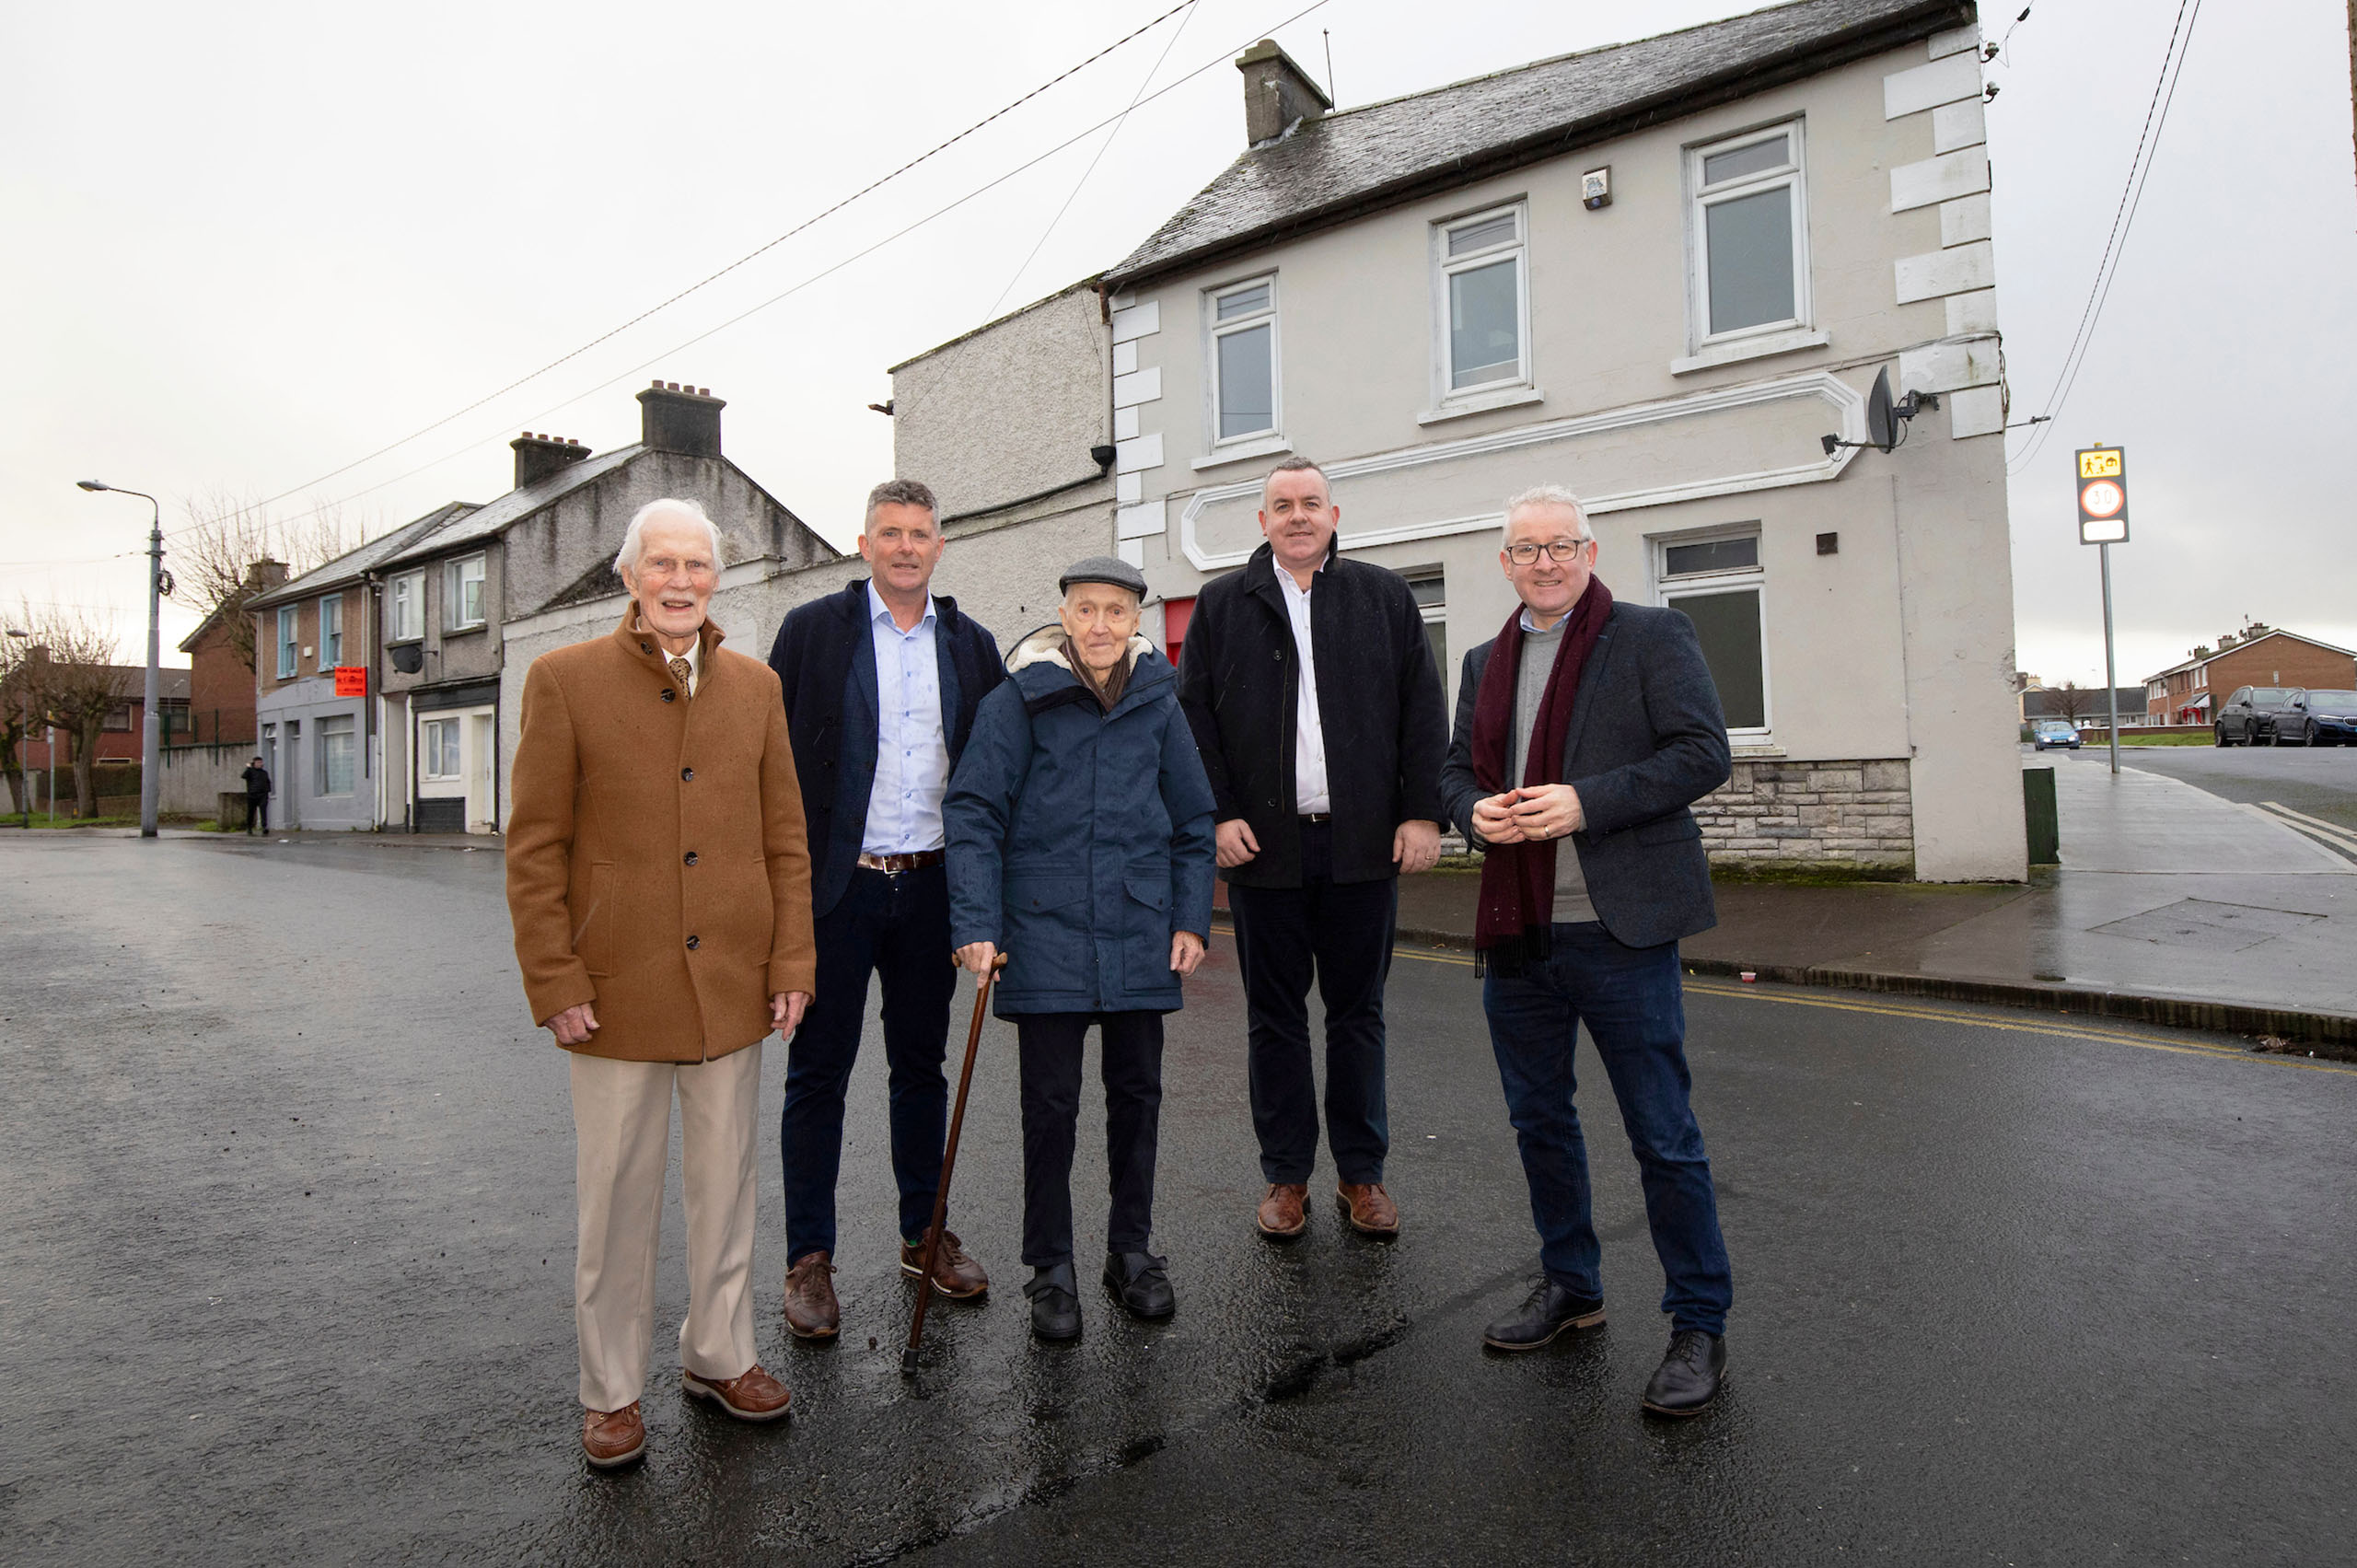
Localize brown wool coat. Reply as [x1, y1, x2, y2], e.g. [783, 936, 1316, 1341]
[505, 609, 817, 1063]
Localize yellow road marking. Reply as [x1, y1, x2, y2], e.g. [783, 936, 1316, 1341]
[1387, 944, 2357, 1075]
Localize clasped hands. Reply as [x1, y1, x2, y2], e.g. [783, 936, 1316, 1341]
[1470, 783, 1584, 846]
[542, 991, 808, 1047]
[954, 935, 1205, 978]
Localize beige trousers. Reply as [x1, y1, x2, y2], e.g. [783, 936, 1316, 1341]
[570, 1044, 761, 1413]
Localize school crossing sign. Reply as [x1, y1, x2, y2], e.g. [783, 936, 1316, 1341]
[2077, 446, 2128, 544]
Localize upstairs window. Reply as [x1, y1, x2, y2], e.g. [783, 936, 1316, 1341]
[389, 571, 424, 642]
[445, 554, 486, 632]
[1689, 122, 1810, 344]
[1435, 205, 1528, 394]
[1208, 275, 1278, 444]
[277, 606, 298, 679]
[1659, 530, 1768, 736]
[319, 594, 343, 668]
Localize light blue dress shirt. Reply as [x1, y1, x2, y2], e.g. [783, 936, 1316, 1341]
[863, 581, 949, 855]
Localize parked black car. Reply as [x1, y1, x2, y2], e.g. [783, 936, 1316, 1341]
[2214, 687, 2303, 745]
[2268, 690, 2357, 747]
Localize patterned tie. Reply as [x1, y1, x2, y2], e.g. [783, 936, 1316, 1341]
[668, 656, 692, 697]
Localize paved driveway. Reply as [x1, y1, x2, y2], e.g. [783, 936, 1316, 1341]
[5, 835, 2352, 1565]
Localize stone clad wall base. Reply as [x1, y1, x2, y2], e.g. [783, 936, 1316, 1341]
[1696, 758, 1914, 867]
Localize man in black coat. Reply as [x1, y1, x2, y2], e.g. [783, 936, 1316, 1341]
[240, 756, 272, 834]
[1177, 458, 1447, 1242]
[766, 479, 1005, 1340]
[1438, 484, 1735, 1418]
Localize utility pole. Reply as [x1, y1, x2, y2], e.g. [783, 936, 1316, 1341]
[2347, 0, 2355, 201]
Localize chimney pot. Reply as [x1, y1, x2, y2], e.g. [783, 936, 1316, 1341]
[638, 380, 726, 458]
[1234, 38, 1331, 145]
[511, 430, 595, 489]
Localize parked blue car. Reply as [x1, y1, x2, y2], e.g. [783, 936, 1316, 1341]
[2272, 690, 2357, 747]
[2030, 719, 2083, 750]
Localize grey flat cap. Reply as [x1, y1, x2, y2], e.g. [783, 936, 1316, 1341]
[1058, 554, 1147, 597]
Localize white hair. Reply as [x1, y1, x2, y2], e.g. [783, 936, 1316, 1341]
[615, 498, 724, 576]
[1502, 484, 1592, 540]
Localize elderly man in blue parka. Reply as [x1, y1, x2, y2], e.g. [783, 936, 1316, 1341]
[946, 555, 1216, 1342]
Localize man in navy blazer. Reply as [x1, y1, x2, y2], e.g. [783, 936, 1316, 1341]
[1439, 484, 1736, 1419]
[766, 478, 1005, 1339]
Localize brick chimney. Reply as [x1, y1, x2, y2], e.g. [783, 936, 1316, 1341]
[1236, 39, 1331, 145]
[636, 381, 725, 458]
[243, 559, 291, 595]
[511, 432, 592, 489]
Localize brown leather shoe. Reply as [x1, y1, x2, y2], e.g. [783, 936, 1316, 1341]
[682, 1363, 792, 1423]
[581, 1402, 645, 1469]
[900, 1226, 990, 1299]
[1336, 1181, 1400, 1237]
[783, 1251, 839, 1340]
[1256, 1182, 1308, 1239]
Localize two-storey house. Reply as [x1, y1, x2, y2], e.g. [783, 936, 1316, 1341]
[1093, 0, 2022, 879]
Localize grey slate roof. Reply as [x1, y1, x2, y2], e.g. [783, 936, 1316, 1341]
[246, 501, 480, 610]
[1105, 0, 1972, 288]
[383, 445, 646, 563]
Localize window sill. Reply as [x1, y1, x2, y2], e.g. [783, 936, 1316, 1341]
[1416, 385, 1545, 425]
[1730, 741, 1782, 758]
[1669, 328, 1828, 376]
[443, 622, 487, 636]
[1190, 434, 1292, 471]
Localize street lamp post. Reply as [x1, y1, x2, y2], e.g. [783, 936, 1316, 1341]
[76, 481, 165, 838]
[5, 626, 29, 826]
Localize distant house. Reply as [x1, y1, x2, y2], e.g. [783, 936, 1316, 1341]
[2143, 632, 2357, 727]
[9, 656, 189, 809]
[2020, 687, 2142, 727]
[175, 559, 287, 747]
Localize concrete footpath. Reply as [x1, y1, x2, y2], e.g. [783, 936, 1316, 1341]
[1376, 759, 2357, 1048]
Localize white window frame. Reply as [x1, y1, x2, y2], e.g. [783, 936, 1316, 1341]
[1685, 120, 1812, 352]
[316, 714, 355, 797]
[1655, 527, 1771, 742]
[444, 554, 487, 632]
[1431, 202, 1532, 402]
[421, 716, 461, 781]
[1403, 567, 1450, 702]
[319, 594, 343, 669]
[389, 571, 424, 643]
[1203, 273, 1281, 450]
[276, 606, 298, 679]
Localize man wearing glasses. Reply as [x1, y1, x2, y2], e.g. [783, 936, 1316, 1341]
[1438, 484, 1736, 1418]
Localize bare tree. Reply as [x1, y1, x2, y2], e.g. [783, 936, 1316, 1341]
[169, 490, 365, 670]
[24, 606, 132, 819]
[2052, 680, 2090, 727]
[0, 610, 35, 816]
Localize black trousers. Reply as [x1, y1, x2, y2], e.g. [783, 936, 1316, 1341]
[246, 796, 269, 833]
[1016, 1011, 1165, 1267]
[1226, 819, 1398, 1186]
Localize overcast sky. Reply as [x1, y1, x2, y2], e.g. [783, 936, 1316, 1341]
[5, 0, 2351, 688]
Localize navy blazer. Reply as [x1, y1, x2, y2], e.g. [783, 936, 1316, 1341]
[767, 579, 1005, 920]
[1438, 600, 1732, 950]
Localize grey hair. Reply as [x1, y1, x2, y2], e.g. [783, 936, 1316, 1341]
[865, 478, 939, 531]
[1502, 484, 1592, 540]
[614, 498, 724, 576]
[1260, 455, 1330, 505]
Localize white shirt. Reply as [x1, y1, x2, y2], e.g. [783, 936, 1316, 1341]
[862, 582, 948, 854]
[1274, 561, 1330, 815]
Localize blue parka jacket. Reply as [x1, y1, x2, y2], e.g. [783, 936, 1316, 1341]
[946, 627, 1217, 1018]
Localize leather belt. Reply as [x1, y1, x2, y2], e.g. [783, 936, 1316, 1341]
[857, 849, 945, 874]
[1298, 813, 1331, 824]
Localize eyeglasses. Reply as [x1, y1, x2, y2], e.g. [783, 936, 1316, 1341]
[1505, 539, 1590, 565]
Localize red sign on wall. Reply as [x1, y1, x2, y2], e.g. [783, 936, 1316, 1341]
[334, 666, 368, 697]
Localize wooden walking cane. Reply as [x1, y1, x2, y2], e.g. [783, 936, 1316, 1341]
[902, 950, 1007, 1377]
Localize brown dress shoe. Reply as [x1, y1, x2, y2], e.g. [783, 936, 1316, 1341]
[581, 1402, 645, 1469]
[900, 1226, 990, 1299]
[1256, 1182, 1308, 1239]
[1336, 1181, 1400, 1237]
[784, 1251, 840, 1340]
[683, 1363, 793, 1422]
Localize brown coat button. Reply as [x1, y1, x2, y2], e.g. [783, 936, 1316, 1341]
[684, 852, 698, 865]
[661, 689, 676, 703]
[686, 935, 700, 950]
[681, 767, 694, 781]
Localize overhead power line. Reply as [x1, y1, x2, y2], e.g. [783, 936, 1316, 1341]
[2008, 0, 2204, 475]
[226, 0, 1203, 527]
[262, 0, 1338, 530]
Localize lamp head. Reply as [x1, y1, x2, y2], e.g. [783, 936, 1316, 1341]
[75, 480, 110, 493]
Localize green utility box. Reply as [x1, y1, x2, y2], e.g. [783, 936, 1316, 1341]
[2022, 767, 2059, 865]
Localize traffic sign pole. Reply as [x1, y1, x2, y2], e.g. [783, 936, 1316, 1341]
[2077, 445, 2130, 776]
[2100, 543, 2119, 776]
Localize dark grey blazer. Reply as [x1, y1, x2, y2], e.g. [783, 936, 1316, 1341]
[1438, 600, 1732, 949]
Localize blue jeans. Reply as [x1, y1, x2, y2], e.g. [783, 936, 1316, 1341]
[1481, 923, 1732, 1334]
[779, 865, 958, 1262]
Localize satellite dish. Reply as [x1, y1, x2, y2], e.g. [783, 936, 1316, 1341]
[1865, 366, 1899, 453]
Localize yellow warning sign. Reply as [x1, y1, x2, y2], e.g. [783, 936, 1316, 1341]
[2078, 449, 2123, 480]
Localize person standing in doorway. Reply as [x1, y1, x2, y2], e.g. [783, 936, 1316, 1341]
[241, 755, 272, 834]
[1175, 458, 1448, 1242]
[766, 479, 1004, 1341]
[1438, 485, 1735, 1418]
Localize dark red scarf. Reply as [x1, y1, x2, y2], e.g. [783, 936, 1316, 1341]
[1469, 575, 1613, 975]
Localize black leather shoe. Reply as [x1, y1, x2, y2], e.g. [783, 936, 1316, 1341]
[1101, 1250, 1176, 1319]
[1480, 1280, 1606, 1351]
[1024, 1261, 1081, 1342]
[1641, 1329, 1726, 1416]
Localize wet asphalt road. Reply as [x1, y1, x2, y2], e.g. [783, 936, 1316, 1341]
[4, 833, 2353, 1567]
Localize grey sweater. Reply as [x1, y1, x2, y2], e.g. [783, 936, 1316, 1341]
[1507, 620, 1597, 924]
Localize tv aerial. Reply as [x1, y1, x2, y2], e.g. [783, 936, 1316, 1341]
[1821, 366, 1937, 456]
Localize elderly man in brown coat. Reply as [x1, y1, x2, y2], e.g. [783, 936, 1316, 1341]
[507, 496, 816, 1470]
